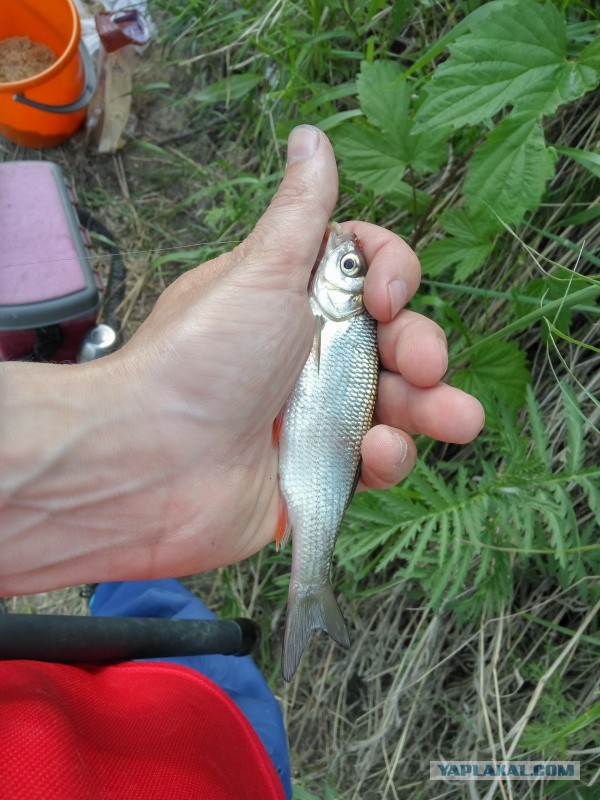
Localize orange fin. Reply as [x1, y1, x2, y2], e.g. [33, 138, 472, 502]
[272, 412, 284, 447]
[275, 495, 291, 551]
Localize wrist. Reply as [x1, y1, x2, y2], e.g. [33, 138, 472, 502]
[0, 360, 104, 498]
[0, 357, 161, 593]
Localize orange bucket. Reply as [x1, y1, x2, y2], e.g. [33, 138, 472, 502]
[0, 0, 96, 148]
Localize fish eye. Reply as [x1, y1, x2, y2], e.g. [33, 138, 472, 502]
[340, 253, 362, 276]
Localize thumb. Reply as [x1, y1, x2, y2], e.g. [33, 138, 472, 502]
[242, 126, 339, 288]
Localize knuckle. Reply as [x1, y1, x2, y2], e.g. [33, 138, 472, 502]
[237, 226, 290, 272]
[407, 315, 444, 343]
[403, 315, 435, 339]
[236, 224, 273, 260]
[164, 270, 198, 301]
[272, 176, 330, 221]
[157, 257, 223, 308]
[272, 176, 312, 208]
[158, 274, 187, 305]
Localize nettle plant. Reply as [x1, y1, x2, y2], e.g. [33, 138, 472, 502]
[331, 0, 599, 428]
[333, 0, 599, 277]
[330, 0, 600, 618]
[339, 384, 600, 620]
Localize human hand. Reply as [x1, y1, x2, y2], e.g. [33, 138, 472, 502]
[0, 127, 484, 594]
[104, 126, 484, 578]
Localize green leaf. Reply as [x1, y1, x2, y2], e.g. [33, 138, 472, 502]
[384, 182, 432, 216]
[332, 122, 406, 194]
[301, 80, 357, 114]
[414, 0, 600, 132]
[195, 73, 262, 105]
[566, 21, 600, 46]
[579, 36, 600, 71]
[356, 60, 407, 137]
[439, 208, 501, 240]
[356, 61, 447, 173]
[400, 123, 448, 175]
[404, 0, 521, 78]
[420, 236, 494, 280]
[419, 209, 497, 279]
[453, 340, 531, 424]
[526, 702, 600, 752]
[340, 383, 598, 624]
[562, 382, 585, 474]
[526, 385, 551, 469]
[557, 205, 600, 228]
[130, 82, 171, 94]
[555, 145, 600, 178]
[316, 108, 363, 132]
[463, 115, 557, 226]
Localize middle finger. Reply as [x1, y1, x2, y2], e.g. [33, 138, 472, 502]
[378, 309, 448, 388]
[376, 371, 485, 444]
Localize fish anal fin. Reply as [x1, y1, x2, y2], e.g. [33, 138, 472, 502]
[282, 584, 349, 682]
[275, 495, 291, 551]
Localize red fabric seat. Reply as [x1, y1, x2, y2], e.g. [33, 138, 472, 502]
[0, 660, 285, 800]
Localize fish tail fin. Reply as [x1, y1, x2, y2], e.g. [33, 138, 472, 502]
[282, 584, 349, 682]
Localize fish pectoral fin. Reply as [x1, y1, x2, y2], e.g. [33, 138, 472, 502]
[272, 410, 285, 447]
[275, 495, 291, 551]
[282, 584, 349, 682]
[312, 314, 324, 373]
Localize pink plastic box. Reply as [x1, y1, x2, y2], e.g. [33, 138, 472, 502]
[0, 161, 100, 361]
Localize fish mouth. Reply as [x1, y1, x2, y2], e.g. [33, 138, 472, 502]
[325, 221, 355, 254]
[310, 222, 356, 277]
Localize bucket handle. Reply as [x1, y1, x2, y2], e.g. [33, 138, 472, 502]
[13, 43, 97, 115]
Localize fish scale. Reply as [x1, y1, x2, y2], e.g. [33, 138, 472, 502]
[279, 226, 379, 681]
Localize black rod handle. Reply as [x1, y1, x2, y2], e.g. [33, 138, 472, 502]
[0, 615, 260, 663]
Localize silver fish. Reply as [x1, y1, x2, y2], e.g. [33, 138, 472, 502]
[279, 222, 379, 681]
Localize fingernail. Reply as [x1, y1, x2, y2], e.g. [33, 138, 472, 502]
[287, 125, 319, 166]
[394, 432, 408, 468]
[388, 279, 407, 318]
[437, 336, 448, 375]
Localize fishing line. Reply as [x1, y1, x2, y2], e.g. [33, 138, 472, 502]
[0, 239, 244, 271]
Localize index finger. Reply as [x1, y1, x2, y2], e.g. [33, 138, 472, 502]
[339, 221, 421, 322]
